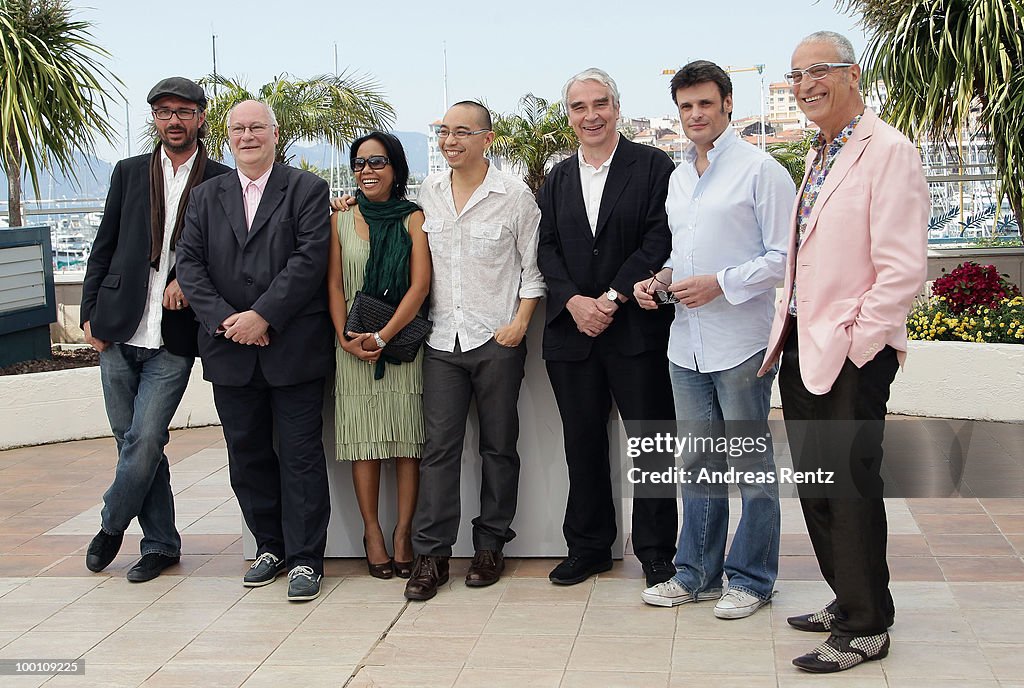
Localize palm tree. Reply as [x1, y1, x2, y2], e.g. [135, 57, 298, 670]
[200, 73, 396, 164]
[490, 94, 577, 195]
[835, 0, 1024, 231]
[0, 0, 120, 227]
[767, 132, 815, 186]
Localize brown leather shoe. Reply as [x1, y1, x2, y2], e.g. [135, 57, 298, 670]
[403, 555, 449, 601]
[466, 549, 504, 587]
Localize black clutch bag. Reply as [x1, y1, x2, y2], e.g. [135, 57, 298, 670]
[344, 291, 432, 363]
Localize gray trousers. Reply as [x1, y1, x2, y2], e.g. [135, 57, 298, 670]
[412, 338, 527, 557]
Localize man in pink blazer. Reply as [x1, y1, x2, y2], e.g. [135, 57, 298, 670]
[758, 31, 928, 673]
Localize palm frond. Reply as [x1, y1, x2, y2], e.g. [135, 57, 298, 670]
[1, 0, 122, 225]
[201, 71, 395, 164]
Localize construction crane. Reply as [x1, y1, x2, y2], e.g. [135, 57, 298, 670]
[725, 65, 767, 150]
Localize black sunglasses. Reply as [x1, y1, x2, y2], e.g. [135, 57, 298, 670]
[352, 155, 390, 172]
[646, 270, 679, 306]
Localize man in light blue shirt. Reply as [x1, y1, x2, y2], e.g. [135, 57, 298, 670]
[634, 60, 794, 619]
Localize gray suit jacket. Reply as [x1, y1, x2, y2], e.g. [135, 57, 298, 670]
[175, 163, 333, 386]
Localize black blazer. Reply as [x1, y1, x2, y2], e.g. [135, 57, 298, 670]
[80, 154, 232, 356]
[175, 163, 333, 387]
[536, 137, 674, 361]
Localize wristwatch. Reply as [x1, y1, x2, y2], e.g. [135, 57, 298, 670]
[373, 332, 387, 348]
[605, 288, 619, 302]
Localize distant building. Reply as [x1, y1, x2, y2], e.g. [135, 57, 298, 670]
[767, 81, 808, 131]
[426, 119, 446, 176]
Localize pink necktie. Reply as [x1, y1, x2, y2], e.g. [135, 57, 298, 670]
[245, 182, 259, 230]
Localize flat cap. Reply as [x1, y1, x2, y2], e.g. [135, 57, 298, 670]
[147, 77, 207, 108]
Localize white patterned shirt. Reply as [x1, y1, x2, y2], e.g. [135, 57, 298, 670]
[417, 163, 545, 353]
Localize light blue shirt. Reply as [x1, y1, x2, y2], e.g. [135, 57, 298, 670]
[665, 128, 794, 372]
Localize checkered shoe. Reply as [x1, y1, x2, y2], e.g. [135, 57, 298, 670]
[787, 598, 838, 632]
[792, 632, 890, 673]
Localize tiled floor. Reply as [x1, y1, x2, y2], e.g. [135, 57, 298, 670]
[1, 422, 1024, 687]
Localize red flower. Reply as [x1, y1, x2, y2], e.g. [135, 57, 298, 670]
[932, 262, 1021, 314]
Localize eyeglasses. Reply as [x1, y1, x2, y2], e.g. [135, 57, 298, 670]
[153, 107, 199, 121]
[228, 123, 272, 137]
[645, 270, 679, 306]
[783, 63, 855, 85]
[436, 128, 490, 140]
[352, 155, 390, 172]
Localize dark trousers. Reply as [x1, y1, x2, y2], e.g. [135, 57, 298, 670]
[779, 324, 899, 636]
[213, 363, 330, 574]
[545, 342, 678, 563]
[412, 339, 527, 557]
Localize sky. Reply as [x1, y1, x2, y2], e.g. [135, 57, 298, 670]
[80, 0, 868, 163]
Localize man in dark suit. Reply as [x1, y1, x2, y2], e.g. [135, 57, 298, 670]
[176, 100, 333, 602]
[81, 77, 231, 583]
[537, 68, 678, 587]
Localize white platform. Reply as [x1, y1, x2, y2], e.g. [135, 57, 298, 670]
[243, 315, 629, 558]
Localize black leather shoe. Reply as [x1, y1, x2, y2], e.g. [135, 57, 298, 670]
[788, 599, 894, 633]
[404, 555, 449, 601]
[788, 598, 840, 632]
[792, 632, 889, 673]
[85, 530, 123, 573]
[126, 553, 180, 583]
[466, 550, 504, 587]
[641, 559, 676, 587]
[548, 555, 613, 586]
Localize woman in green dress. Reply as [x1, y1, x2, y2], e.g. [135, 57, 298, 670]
[326, 132, 430, 579]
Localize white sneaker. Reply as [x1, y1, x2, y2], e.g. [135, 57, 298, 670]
[714, 587, 770, 619]
[641, 578, 722, 608]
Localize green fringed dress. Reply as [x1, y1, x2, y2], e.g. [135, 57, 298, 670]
[334, 211, 424, 461]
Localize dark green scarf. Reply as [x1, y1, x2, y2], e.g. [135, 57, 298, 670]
[356, 190, 421, 379]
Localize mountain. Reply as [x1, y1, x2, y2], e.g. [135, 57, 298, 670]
[0, 152, 114, 201]
[287, 131, 430, 177]
[1, 131, 430, 204]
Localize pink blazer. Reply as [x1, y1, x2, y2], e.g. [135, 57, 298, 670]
[758, 108, 929, 395]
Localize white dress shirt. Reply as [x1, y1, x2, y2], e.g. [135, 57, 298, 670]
[417, 163, 546, 353]
[665, 128, 794, 372]
[577, 138, 619, 235]
[125, 147, 198, 349]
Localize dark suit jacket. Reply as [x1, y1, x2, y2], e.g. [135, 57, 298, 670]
[175, 163, 333, 387]
[536, 136, 674, 361]
[80, 153, 232, 356]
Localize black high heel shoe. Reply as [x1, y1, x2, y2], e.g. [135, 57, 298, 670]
[363, 537, 393, 579]
[392, 527, 413, 579]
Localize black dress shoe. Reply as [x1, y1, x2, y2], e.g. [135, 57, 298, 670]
[788, 598, 840, 632]
[548, 555, 613, 586]
[85, 530, 123, 572]
[788, 599, 894, 633]
[126, 553, 180, 583]
[792, 632, 889, 673]
[641, 559, 676, 587]
[466, 550, 504, 587]
[404, 555, 449, 601]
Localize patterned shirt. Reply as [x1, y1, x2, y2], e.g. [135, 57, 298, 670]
[417, 163, 545, 353]
[789, 114, 863, 316]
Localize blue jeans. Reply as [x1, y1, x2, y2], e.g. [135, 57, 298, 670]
[99, 343, 193, 557]
[669, 350, 779, 601]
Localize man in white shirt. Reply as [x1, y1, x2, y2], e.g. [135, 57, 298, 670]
[634, 61, 794, 618]
[403, 101, 545, 601]
[81, 77, 231, 582]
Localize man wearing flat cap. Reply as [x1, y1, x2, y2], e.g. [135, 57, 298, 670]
[81, 77, 231, 582]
